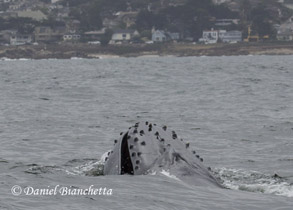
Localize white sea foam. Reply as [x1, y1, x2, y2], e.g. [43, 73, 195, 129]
[0, 57, 31, 61]
[70, 57, 83, 60]
[0, 57, 13, 61]
[160, 170, 181, 181]
[66, 160, 103, 176]
[65, 151, 110, 176]
[215, 168, 293, 198]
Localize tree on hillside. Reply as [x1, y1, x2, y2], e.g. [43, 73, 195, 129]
[39, 0, 51, 3]
[99, 0, 127, 12]
[239, 0, 252, 20]
[128, 0, 150, 10]
[69, 1, 102, 31]
[61, 0, 92, 7]
[41, 16, 66, 28]
[210, 4, 239, 19]
[250, 4, 275, 37]
[0, 3, 9, 11]
[135, 10, 167, 31]
[100, 28, 113, 46]
[135, 10, 154, 31]
[158, 5, 212, 39]
[135, 0, 239, 40]
[186, 0, 213, 9]
[0, 17, 38, 33]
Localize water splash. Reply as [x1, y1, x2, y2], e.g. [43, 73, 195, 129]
[160, 170, 181, 181]
[63, 151, 110, 176]
[214, 168, 293, 197]
[25, 164, 62, 175]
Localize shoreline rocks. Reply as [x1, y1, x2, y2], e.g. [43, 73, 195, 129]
[1, 42, 293, 60]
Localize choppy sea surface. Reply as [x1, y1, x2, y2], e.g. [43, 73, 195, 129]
[0, 55, 293, 210]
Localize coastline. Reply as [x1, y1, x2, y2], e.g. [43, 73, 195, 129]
[1, 42, 293, 60]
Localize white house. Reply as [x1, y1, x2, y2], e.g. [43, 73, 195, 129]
[199, 29, 242, 44]
[200, 29, 220, 44]
[219, 30, 242, 43]
[166, 32, 180, 41]
[152, 30, 167, 42]
[277, 31, 293, 41]
[111, 29, 139, 43]
[63, 34, 81, 41]
[10, 34, 32, 45]
[277, 16, 293, 41]
[152, 30, 180, 42]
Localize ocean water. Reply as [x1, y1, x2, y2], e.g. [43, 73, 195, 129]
[0, 55, 293, 209]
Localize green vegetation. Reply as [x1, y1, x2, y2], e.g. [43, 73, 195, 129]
[69, 3, 102, 31]
[100, 29, 113, 46]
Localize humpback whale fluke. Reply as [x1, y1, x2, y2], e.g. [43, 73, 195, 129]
[103, 122, 223, 187]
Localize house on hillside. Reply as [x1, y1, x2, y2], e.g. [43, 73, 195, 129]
[8, 3, 22, 11]
[110, 29, 139, 44]
[152, 30, 180, 42]
[215, 19, 240, 27]
[277, 31, 293, 40]
[103, 18, 120, 29]
[219, 30, 242, 43]
[66, 20, 80, 34]
[277, 16, 293, 41]
[114, 11, 138, 28]
[225, 1, 240, 12]
[199, 29, 242, 44]
[17, 10, 47, 21]
[55, 5, 70, 20]
[34, 26, 66, 43]
[10, 33, 32, 45]
[0, 30, 17, 44]
[152, 30, 167, 42]
[168, 32, 180, 40]
[63, 33, 81, 42]
[83, 28, 106, 41]
[199, 29, 220, 44]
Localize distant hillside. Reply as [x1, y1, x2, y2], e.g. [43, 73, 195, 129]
[59, 0, 240, 39]
[1, 0, 292, 41]
[59, 0, 292, 39]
